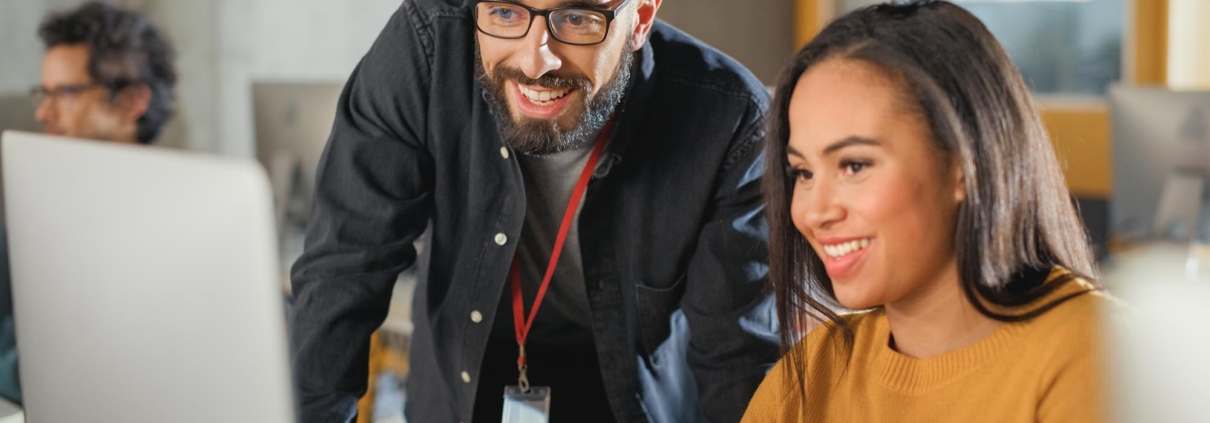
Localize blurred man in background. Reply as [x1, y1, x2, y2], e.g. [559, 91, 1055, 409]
[0, 1, 178, 404]
[30, 1, 177, 145]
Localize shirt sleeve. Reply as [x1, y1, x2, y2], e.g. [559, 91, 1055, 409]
[286, 3, 435, 422]
[681, 95, 781, 423]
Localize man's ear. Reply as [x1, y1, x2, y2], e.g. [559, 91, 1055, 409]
[113, 84, 151, 124]
[629, 0, 662, 51]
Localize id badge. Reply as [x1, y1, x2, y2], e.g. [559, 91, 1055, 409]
[501, 385, 551, 423]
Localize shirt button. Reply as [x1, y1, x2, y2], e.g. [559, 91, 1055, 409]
[494, 233, 508, 246]
[500, 146, 510, 159]
[470, 310, 483, 323]
[461, 371, 472, 384]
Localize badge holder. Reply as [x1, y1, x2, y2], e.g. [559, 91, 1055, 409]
[501, 122, 612, 423]
[502, 385, 550, 423]
[502, 350, 550, 423]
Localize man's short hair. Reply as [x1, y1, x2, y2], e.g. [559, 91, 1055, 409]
[39, 1, 178, 144]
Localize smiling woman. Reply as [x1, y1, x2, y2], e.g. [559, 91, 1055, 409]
[744, 1, 1112, 422]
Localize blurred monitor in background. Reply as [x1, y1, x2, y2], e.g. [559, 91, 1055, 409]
[0, 94, 39, 198]
[251, 82, 343, 260]
[0, 96, 39, 135]
[1109, 85, 1210, 242]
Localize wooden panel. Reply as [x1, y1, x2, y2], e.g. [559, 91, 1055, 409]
[1133, 0, 1169, 85]
[357, 331, 382, 423]
[1040, 107, 1113, 198]
[794, 0, 823, 50]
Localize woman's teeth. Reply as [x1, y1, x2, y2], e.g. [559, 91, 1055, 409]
[822, 238, 872, 259]
[519, 85, 571, 105]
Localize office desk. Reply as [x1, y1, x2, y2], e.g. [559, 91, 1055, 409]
[0, 397, 21, 423]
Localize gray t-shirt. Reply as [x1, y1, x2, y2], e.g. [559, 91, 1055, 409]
[490, 143, 597, 346]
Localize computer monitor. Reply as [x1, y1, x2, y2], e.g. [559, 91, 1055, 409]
[1, 131, 295, 423]
[0, 95, 40, 194]
[252, 82, 343, 234]
[0, 95, 39, 136]
[1109, 85, 1210, 241]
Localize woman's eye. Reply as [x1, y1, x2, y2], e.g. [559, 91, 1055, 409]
[788, 167, 813, 183]
[841, 160, 870, 175]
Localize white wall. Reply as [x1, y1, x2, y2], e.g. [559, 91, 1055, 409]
[1168, 0, 1210, 90]
[0, 0, 401, 155]
[143, 0, 401, 155]
[0, 0, 93, 95]
[139, 0, 219, 151]
[208, 0, 402, 157]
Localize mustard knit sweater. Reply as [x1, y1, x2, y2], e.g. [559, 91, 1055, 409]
[742, 270, 1108, 423]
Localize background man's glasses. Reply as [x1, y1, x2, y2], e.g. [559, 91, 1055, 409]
[29, 83, 106, 108]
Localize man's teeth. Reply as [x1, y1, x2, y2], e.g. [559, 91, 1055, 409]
[519, 85, 571, 104]
[822, 238, 872, 259]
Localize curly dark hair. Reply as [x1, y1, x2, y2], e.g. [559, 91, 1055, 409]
[39, 1, 178, 144]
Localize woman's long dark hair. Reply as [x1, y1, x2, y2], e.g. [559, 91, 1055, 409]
[764, 0, 1099, 386]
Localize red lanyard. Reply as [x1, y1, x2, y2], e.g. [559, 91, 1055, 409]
[510, 121, 614, 377]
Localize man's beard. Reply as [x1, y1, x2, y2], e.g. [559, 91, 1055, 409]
[477, 39, 634, 156]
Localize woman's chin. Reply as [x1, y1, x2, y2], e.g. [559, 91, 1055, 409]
[834, 290, 882, 311]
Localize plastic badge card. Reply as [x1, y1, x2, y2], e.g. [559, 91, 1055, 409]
[502, 385, 551, 423]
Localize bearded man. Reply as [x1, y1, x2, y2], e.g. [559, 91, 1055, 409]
[288, 1, 777, 422]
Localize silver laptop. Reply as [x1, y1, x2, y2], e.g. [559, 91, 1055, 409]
[1106, 278, 1210, 422]
[1, 131, 295, 423]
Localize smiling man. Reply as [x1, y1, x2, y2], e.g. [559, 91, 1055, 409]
[288, 0, 777, 422]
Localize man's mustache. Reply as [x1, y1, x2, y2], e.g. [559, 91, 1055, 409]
[492, 65, 591, 91]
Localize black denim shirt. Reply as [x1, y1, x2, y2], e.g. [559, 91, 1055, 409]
[288, 1, 779, 422]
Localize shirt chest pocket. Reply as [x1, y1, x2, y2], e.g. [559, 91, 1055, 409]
[634, 274, 686, 356]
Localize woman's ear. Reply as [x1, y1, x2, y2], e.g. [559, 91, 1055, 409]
[951, 158, 966, 204]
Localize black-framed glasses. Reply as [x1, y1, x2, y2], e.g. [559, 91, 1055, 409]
[473, 0, 634, 46]
[29, 83, 106, 107]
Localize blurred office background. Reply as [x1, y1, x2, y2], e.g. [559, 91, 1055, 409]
[1, 0, 1208, 422]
